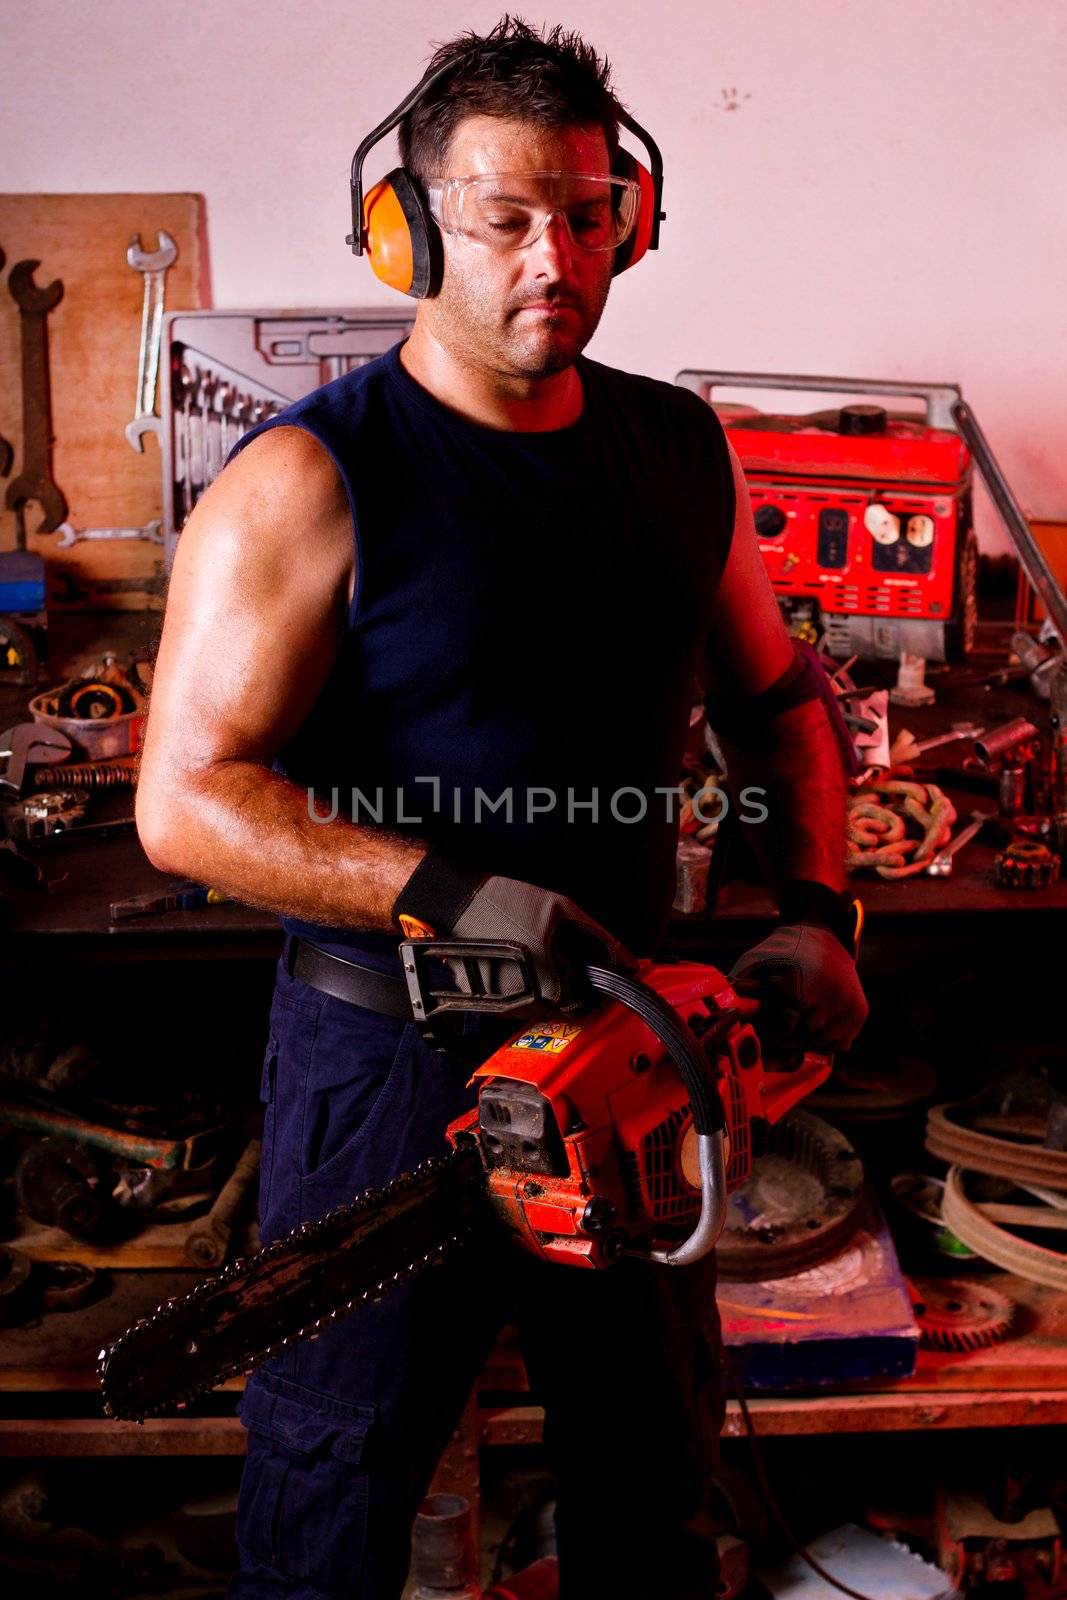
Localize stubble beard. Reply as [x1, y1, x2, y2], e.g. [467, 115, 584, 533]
[434, 266, 612, 382]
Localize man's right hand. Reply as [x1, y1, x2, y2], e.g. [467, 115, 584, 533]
[442, 875, 634, 1012]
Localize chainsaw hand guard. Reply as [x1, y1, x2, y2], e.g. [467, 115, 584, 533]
[400, 938, 542, 1019]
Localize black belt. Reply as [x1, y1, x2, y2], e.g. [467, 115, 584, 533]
[288, 936, 415, 1019]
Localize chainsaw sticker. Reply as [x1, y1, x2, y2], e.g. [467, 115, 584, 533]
[512, 1021, 583, 1053]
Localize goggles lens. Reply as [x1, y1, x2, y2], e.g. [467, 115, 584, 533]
[426, 171, 640, 252]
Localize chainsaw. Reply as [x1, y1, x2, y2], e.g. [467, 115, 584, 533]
[99, 942, 833, 1421]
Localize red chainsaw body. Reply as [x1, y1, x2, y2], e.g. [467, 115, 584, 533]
[445, 960, 831, 1268]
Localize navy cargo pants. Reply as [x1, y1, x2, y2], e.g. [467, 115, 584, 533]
[229, 939, 724, 1600]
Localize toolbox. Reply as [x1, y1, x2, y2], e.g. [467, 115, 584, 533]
[160, 307, 414, 566]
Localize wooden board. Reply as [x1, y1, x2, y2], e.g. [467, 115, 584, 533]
[0, 193, 208, 609]
[13, 1213, 261, 1271]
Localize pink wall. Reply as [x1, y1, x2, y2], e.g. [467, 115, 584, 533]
[5, 0, 1065, 550]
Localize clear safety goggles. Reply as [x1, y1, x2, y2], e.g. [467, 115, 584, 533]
[424, 170, 641, 253]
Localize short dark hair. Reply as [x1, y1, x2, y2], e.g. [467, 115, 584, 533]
[399, 15, 625, 182]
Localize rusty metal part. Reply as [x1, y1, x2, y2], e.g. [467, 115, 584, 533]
[113, 1158, 218, 1212]
[0, 617, 40, 687]
[0, 1098, 228, 1175]
[0, 1247, 33, 1326]
[15, 1137, 107, 1239]
[940, 1487, 1063, 1590]
[0, 722, 72, 798]
[2, 789, 89, 842]
[185, 1140, 261, 1268]
[994, 837, 1061, 888]
[926, 1102, 1067, 1190]
[125, 230, 178, 452]
[57, 678, 133, 720]
[28, 690, 144, 759]
[973, 718, 1041, 768]
[847, 778, 956, 878]
[34, 758, 138, 791]
[909, 1276, 1015, 1351]
[411, 1493, 480, 1600]
[717, 1110, 866, 1281]
[29, 656, 147, 760]
[5, 261, 68, 535]
[942, 1166, 1067, 1290]
[38, 1260, 103, 1313]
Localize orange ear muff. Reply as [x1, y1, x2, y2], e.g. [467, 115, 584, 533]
[610, 148, 657, 277]
[363, 168, 442, 299]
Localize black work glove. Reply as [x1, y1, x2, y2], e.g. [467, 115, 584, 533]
[729, 884, 868, 1052]
[394, 853, 634, 1012]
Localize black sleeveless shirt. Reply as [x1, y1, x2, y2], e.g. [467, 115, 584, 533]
[232, 340, 735, 964]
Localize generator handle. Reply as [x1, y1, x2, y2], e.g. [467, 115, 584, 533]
[674, 369, 962, 428]
[675, 370, 1067, 648]
[951, 399, 1067, 646]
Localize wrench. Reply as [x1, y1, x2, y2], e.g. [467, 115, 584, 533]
[0, 247, 12, 480]
[915, 721, 985, 754]
[125, 230, 178, 452]
[55, 518, 164, 549]
[926, 809, 995, 877]
[0, 723, 72, 799]
[5, 260, 69, 535]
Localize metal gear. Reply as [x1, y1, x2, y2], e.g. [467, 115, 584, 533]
[2, 789, 89, 842]
[994, 838, 1061, 888]
[909, 1276, 1015, 1351]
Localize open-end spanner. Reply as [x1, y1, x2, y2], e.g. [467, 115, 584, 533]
[55, 518, 164, 549]
[125, 230, 178, 452]
[5, 260, 68, 535]
[926, 809, 995, 877]
[0, 247, 12, 480]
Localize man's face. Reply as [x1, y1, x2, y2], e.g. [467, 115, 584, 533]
[422, 115, 616, 380]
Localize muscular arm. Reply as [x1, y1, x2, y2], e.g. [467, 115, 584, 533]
[702, 440, 846, 897]
[135, 427, 423, 929]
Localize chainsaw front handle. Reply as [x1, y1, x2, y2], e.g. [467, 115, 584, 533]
[585, 962, 729, 1267]
[638, 1130, 728, 1268]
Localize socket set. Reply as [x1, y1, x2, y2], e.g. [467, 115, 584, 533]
[161, 307, 414, 567]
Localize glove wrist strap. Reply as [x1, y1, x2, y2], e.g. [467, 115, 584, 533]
[778, 879, 856, 955]
[393, 850, 486, 938]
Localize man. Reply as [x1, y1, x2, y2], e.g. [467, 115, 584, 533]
[136, 19, 867, 1599]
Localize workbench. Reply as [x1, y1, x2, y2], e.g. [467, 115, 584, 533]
[1, 612, 1065, 1493]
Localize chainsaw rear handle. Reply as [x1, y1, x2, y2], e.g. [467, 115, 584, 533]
[585, 963, 729, 1267]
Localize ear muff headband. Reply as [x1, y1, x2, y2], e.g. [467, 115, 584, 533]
[347, 65, 666, 298]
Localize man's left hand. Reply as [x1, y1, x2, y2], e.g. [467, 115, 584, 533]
[729, 923, 868, 1052]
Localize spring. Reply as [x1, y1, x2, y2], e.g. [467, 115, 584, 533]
[35, 761, 139, 790]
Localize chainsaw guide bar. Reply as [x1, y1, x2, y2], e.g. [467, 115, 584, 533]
[99, 1145, 487, 1421]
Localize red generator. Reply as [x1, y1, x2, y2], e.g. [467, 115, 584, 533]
[677, 372, 980, 665]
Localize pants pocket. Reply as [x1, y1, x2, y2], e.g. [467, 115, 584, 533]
[236, 1371, 377, 1597]
[299, 1006, 416, 1187]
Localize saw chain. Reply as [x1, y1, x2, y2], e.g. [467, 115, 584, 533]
[99, 1145, 487, 1421]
